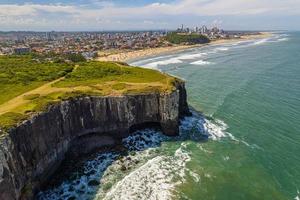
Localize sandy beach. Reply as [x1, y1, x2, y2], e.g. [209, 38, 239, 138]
[96, 32, 273, 62]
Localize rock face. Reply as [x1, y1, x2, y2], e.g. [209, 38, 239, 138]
[0, 82, 189, 200]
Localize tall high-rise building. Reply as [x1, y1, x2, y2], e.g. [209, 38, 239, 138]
[200, 25, 208, 34]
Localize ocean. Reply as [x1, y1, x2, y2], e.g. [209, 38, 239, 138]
[39, 32, 300, 200]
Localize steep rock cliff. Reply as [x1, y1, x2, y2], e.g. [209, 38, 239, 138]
[0, 82, 189, 200]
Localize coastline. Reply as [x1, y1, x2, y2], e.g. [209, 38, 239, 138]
[0, 58, 190, 199]
[96, 32, 273, 63]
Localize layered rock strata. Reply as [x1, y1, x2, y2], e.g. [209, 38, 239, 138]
[0, 82, 189, 200]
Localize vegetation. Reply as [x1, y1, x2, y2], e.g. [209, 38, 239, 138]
[64, 53, 87, 63]
[166, 32, 210, 44]
[0, 55, 74, 104]
[0, 55, 179, 132]
[0, 112, 28, 132]
[55, 61, 170, 87]
[31, 52, 86, 63]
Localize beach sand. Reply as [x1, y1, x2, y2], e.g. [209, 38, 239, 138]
[96, 32, 273, 62]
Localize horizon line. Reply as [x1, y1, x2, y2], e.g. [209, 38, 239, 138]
[0, 29, 292, 33]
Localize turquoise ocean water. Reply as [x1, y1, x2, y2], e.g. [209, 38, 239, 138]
[40, 32, 300, 200]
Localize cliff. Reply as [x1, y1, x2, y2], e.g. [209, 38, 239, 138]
[0, 82, 189, 200]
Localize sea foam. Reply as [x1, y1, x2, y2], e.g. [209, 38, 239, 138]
[253, 38, 269, 45]
[215, 47, 229, 51]
[100, 143, 191, 200]
[144, 57, 182, 69]
[38, 112, 243, 200]
[277, 37, 289, 42]
[179, 111, 229, 141]
[143, 52, 209, 68]
[37, 153, 119, 200]
[190, 60, 212, 65]
[131, 55, 173, 66]
[295, 190, 300, 200]
[176, 52, 207, 60]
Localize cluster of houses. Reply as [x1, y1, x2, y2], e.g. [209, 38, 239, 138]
[0, 31, 168, 59]
[0, 27, 253, 59]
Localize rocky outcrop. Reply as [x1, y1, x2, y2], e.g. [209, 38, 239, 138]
[0, 82, 189, 200]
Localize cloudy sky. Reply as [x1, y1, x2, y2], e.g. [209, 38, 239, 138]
[0, 0, 299, 31]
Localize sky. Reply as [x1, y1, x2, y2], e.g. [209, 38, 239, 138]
[0, 0, 299, 31]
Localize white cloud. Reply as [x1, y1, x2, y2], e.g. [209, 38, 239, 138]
[0, 4, 77, 16]
[0, 0, 299, 30]
[143, 20, 155, 25]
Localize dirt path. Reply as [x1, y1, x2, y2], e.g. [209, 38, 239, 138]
[0, 77, 67, 115]
[0, 78, 167, 115]
[0, 65, 83, 115]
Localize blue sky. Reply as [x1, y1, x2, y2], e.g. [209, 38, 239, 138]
[0, 0, 299, 31]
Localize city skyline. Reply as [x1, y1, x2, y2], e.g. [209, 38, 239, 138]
[0, 0, 300, 31]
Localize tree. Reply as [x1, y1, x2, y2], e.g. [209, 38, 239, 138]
[166, 32, 210, 45]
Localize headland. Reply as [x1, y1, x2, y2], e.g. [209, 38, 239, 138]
[0, 55, 190, 199]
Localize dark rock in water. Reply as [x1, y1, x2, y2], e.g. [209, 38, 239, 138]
[0, 82, 189, 200]
[114, 144, 127, 152]
[88, 180, 100, 186]
[120, 165, 127, 171]
[78, 189, 85, 194]
[85, 170, 95, 176]
[68, 186, 75, 192]
[67, 196, 76, 200]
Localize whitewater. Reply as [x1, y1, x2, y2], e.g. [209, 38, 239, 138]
[39, 32, 300, 200]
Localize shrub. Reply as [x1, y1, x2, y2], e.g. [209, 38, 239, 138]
[23, 94, 40, 100]
[166, 32, 210, 44]
[65, 53, 87, 63]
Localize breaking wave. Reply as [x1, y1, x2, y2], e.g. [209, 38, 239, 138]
[295, 190, 300, 200]
[179, 111, 230, 141]
[132, 33, 289, 71]
[215, 47, 229, 51]
[37, 152, 119, 200]
[130, 55, 173, 66]
[143, 57, 183, 69]
[277, 37, 289, 42]
[37, 128, 191, 200]
[38, 110, 247, 200]
[243, 34, 289, 47]
[190, 60, 212, 65]
[177, 52, 207, 60]
[100, 143, 190, 200]
[253, 38, 269, 45]
[142, 52, 208, 69]
[179, 110, 261, 149]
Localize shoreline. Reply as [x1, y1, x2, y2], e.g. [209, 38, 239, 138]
[96, 32, 273, 63]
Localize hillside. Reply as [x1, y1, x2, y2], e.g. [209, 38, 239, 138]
[166, 32, 210, 44]
[0, 55, 179, 132]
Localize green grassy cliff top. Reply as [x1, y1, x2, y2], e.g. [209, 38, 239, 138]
[166, 32, 210, 45]
[0, 55, 180, 132]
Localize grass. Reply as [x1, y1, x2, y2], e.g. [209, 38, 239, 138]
[23, 94, 41, 100]
[166, 32, 210, 44]
[54, 61, 170, 87]
[0, 112, 28, 131]
[112, 83, 127, 90]
[0, 55, 74, 105]
[0, 56, 179, 133]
